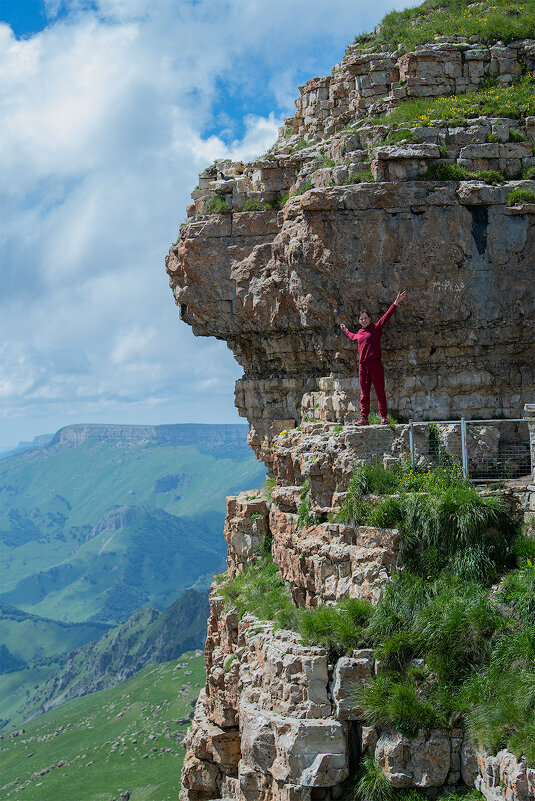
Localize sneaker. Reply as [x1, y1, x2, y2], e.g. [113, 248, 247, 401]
[356, 418, 369, 426]
[381, 417, 389, 425]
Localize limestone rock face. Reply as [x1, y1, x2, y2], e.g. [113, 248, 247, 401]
[168, 176, 534, 464]
[174, 27, 535, 801]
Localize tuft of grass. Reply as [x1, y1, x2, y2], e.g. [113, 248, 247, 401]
[507, 188, 535, 206]
[343, 169, 374, 185]
[353, 756, 395, 801]
[293, 138, 312, 151]
[419, 163, 504, 184]
[293, 178, 314, 195]
[354, 673, 447, 737]
[509, 127, 527, 142]
[263, 473, 276, 501]
[300, 597, 372, 650]
[219, 556, 300, 631]
[202, 195, 231, 215]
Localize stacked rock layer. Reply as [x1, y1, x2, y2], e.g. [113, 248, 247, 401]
[168, 31, 535, 801]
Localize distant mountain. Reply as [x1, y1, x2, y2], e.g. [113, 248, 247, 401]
[12, 589, 209, 725]
[0, 433, 54, 457]
[0, 423, 265, 624]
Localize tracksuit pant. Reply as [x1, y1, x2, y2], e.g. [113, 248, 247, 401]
[358, 358, 387, 419]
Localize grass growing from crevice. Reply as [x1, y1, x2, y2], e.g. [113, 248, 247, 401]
[373, 76, 535, 128]
[507, 188, 535, 206]
[418, 163, 505, 184]
[343, 169, 374, 185]
[202, 195, 231, 214]
[353, 0, 535, 52]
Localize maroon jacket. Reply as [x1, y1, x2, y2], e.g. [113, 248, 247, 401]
[344, 304, 397, 362]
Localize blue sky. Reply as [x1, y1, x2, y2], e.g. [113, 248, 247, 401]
[0, 0, 413, 447]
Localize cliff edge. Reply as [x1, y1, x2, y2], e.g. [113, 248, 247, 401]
[165, 3, 535, 799]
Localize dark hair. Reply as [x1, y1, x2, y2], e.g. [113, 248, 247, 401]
[359, 309, 370, 318]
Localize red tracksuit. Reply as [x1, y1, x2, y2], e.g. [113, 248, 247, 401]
[344, 304, 397, 420]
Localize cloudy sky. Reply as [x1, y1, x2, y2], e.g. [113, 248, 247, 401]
[0, 0, 412, 448]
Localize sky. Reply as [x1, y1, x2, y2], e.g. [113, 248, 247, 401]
[0, 0, 414, 448]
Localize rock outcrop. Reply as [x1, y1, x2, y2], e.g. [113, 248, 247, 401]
[167, 18, 535, 801]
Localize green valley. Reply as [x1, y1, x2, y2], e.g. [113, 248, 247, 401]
[0, 652, 205, 801]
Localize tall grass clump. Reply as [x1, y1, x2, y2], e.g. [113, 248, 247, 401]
[353, 756, 395, 801]
[219, 556, 299, 631]
[300, 597, 372, 651]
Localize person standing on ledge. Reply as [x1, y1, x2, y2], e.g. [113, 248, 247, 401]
[339, 291, 407, 426]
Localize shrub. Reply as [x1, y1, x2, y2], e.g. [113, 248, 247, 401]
[507, 188, 535, 206]
[294, 139, 311, 151]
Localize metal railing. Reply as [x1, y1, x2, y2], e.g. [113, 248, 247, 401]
[407, 418, 530, 482]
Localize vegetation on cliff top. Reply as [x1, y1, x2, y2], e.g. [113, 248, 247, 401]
[353, 0, 535, 52]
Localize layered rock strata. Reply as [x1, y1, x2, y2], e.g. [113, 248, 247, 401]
[166, 35, 535, 463]
[180, 488, 534, 801]
[170, 26, 535, 801]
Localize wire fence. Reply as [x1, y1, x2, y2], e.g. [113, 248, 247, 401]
[407, 418, 531, 482]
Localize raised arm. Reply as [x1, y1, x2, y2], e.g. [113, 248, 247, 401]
[340, 323, 359, 341]
[376, 290, 407, 329]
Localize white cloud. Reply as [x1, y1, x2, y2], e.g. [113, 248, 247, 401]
[0, 0, 413, 445]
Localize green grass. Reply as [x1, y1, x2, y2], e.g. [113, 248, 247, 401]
[343, 169, 374, 185]
[353, 756, 395, 801]
[419, 164, 505, 184]
[202, 196, 230, 214]
[0, 653, 205, 801]
[507, 187, 535, 205]
[293, 178, 314, 195]
[353, 0, 535, 52]
[373, 76, 535, 128]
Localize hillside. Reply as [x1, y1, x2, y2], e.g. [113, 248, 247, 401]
[0, 423, 265, 624]
[11, 589, 209, 727]
[0, 652, 205, 801]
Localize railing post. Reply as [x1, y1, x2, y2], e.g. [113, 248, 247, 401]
[409, 419, 415, 469]
[461, 417, 468, 479]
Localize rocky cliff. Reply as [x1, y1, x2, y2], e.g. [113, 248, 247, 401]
[166, 6, 535, 801]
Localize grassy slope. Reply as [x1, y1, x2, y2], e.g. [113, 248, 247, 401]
[0, 653, 205, 801]
[353, 0, 535, 51]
